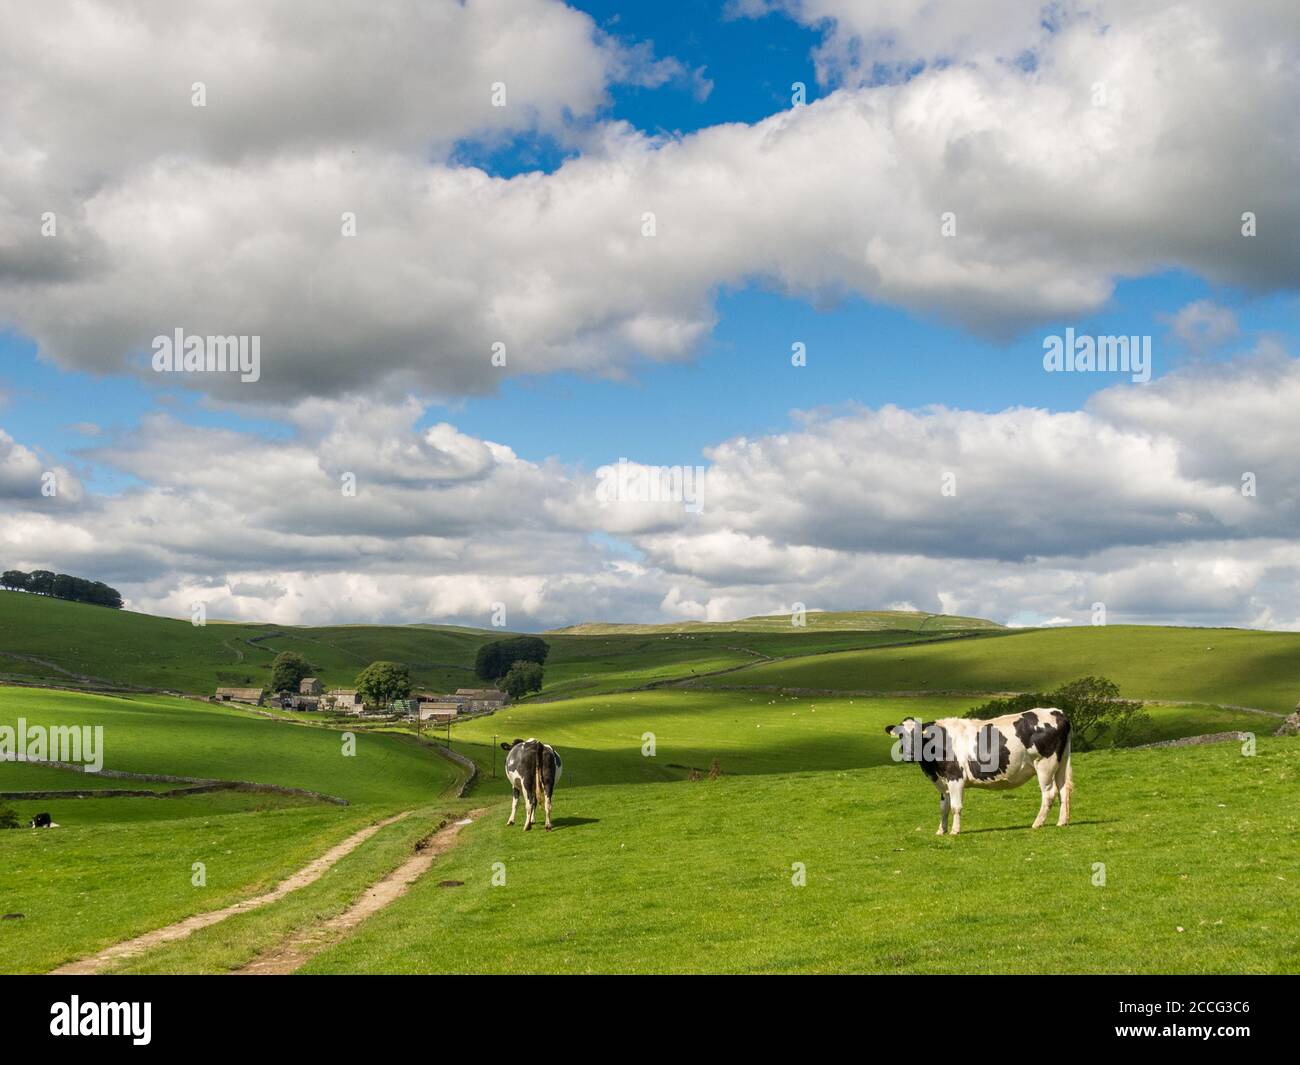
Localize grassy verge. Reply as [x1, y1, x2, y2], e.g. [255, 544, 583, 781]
[0, 802, 383, 973]
[304, 738, 1300, 974]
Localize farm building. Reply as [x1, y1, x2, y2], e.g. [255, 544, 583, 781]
[455, 688, 507, 709]
[389, 698, 421, 715]
[300, 677, 323, 696]
[279, 693, 320, 712]
[418, 701, 461, 721]
[214, 687, 265, 706]
[327, 689, 364, 713]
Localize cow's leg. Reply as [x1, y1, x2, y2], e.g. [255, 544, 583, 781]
[1031, 759, 1058, 829]
[1055, 740, 1073, 827]
[506, 786, 520, 826]
[934, 779, 950, 835]
[948, 780, 965, 835]
[523, 787, 536, 831]
[541, 783, 554, 831]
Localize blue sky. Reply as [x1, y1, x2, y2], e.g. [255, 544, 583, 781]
[3, 1, 1294, 489]
[3, 1, 1293, 484]
[2, 0, 1297, 629]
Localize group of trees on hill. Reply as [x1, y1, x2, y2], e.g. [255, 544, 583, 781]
[475, 636, 548, 681]
[0, 569, 123, 609]
[475, 636, 549, 700]
[501, 659, 544, 699]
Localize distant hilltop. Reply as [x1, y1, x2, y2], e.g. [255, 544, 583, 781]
[546, 610, 1004, 635]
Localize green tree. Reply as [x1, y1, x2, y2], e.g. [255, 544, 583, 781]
[5, 568, 122, 607]
[964, 675, 1148, 751]
[87, 581, 124, 609]
[0, 803, 20, 830]
[1051, 676, 1149, 750]
[271, 651, 313, 693]
[51, 573, 84, 601]
[27, 570, 55, 595]
[474, 637, 549, 681]
[501, 660, 544, 699]
[1, 571, 30, 592]
[355, 661, 411, 710]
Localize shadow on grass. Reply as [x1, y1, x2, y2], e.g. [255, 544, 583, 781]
[549, 816, 600, 830]
[959, 819, 1117, 835]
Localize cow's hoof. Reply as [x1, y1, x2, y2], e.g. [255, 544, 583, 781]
[935, 828, 945, 836]
[545, 824, 553, 832]
[506, 820, 514, 827]
[524, 823, 533, 832]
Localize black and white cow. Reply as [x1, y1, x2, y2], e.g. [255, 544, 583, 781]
[884, 709, 1073, 835]
[500, 738, 562, 831]
[29, 812, 57, 829]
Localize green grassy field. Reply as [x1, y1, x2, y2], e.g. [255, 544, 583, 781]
[305, 738, 1300, 974]
[2, 595, 1297, 975]
[695, 624, 1300, 712]
[438, 689, 1273, 789]
[0, 687, 458, 805]
[0, 685, 463, 973]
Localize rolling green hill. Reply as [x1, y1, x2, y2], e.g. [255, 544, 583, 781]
[0, 592, 498, 694]
[4, 593, 1297, 713]
[694, 624, 1300, 713]
[0, 687, 458, 805]
[0, 593, 1000, 700]
[548, 609, 1003, 634]
[536, 628, 990, 699]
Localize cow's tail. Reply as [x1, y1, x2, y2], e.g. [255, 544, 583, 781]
[530, 742, 556, 830]
[536, 744, 556, 801]
[1055, 720, 1073, 825]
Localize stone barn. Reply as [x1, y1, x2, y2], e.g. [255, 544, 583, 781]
[327, 689, 364, 713]
[215, 687, 266, 706]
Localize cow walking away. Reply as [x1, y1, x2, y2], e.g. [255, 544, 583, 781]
[884, 709, 1073, 835]
[500, 738, 562, 831]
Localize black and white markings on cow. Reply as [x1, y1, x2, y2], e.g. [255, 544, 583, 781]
[501, 737, 563, 832]
[966, 724, 1011, 781]
[885, 709, 1074, 836]
[894, 722, 962, 781]
[1013, 710, 1070, 759]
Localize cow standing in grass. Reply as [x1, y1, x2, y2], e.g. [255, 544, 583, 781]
[501, 738, 562, 831]
[884, 710, 1073, 835]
